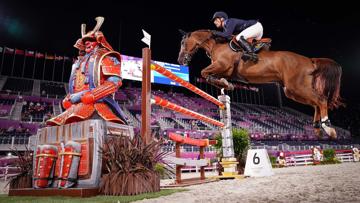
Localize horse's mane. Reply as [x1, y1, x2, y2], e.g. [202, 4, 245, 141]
[191, 29, 229, 44]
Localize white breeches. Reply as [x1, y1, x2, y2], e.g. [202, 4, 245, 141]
[236, 22, 263, 40]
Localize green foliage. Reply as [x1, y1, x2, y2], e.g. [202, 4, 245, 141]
[269, 156, 277, 167]
[214, 134, 222, 151]
[323, 149, 336, 160]
[321, 149, 341, 164]
[214, 128, 250, 160]
[154, 163, 165, 178]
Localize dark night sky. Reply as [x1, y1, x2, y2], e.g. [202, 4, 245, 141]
[1, 0, 360, 104]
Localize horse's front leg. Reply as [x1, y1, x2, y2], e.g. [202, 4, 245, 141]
[200, 63, 234, 90]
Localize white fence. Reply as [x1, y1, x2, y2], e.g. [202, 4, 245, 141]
[336, 153, 354, 162]
[284, 151, 356, 167]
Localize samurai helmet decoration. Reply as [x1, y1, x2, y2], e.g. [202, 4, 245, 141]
[74, 16, 113, 52]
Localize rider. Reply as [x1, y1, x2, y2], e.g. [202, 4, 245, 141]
[211, 11, 263, 62]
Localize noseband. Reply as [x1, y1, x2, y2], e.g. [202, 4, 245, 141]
[183, 33, 213, 63]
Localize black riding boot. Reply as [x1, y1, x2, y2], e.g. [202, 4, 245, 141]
[238, 36, 258, 62]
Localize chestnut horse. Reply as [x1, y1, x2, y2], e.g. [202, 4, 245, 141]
[177, 29, 343, 139]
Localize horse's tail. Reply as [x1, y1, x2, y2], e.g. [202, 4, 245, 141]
[311, 58, 344, 110]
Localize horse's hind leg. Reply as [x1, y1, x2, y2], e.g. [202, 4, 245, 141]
[284, 87, 330, 138]
[313, 105, 322, 138]
[318, 101, 337, 139]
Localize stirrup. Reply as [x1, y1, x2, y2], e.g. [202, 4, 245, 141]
[229, 39, 242, 52]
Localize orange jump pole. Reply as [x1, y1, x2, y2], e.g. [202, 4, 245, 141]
[152, 96, 224, 127]
[151, 63, 225, 109]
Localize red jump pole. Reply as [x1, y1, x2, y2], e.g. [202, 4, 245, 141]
[151, 63, 225, 109]
[152, 96, 224, 127]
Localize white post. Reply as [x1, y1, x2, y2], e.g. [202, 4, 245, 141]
[218, 94, 234, 158]
[218, 91, 238, 177]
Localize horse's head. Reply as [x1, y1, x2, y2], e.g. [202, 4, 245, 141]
[177, 29, 213, 65]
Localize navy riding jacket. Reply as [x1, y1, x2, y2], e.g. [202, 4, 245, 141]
[212, 18, 258, 40]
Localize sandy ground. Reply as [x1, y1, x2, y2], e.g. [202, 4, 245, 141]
[137, 163, 360, 203]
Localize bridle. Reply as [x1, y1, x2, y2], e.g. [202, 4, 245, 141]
[183, 31, 214, 63]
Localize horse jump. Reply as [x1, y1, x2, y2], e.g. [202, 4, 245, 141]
[141, 48, 239, 179]
[166, 132, 217, 185]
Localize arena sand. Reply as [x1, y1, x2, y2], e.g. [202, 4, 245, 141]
[136, 162, 360, 203]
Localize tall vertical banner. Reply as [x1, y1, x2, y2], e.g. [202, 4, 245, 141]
[244, 149, 274, 177]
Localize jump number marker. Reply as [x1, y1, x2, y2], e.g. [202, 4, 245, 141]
[253, 152, 260, 165]
[244, 149, 274, 177]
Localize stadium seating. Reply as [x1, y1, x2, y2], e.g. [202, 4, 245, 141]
[2, 78, 33, 95]
[40, 81, 66, 97]
[21, 101, 53, 122]
[0, 77, 355, 154]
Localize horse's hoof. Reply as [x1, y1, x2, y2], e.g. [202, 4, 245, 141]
[220, 78, 228, 85]
[220, 78, 234, 91]
[314, 128, 322, 138]
[329, 128, 337, 139]
[323, 127, 337, 139]
[227, 83, 234, 91]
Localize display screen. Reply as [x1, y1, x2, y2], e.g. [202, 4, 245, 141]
[121, 54, 189, 86]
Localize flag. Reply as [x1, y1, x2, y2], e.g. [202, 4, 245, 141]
[141, 29, 151, 48]
[4, 47, 14, 54]
[35, 52, 45, 58]
[45, 53, 55, 60]
[15, 49, 25, 55]
[25, 50, 35, 57]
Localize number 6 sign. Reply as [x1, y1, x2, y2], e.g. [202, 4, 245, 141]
[244, 149, 274, 177]
[253, 152, 260, 164]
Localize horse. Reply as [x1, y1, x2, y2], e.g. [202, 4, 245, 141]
[177, 29, 343, 139]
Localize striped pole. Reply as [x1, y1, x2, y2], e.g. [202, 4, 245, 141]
[151, 63, 225, 109]
[152, 96, 224, 127]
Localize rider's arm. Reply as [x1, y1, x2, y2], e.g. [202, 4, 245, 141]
[212, 19, 236, 40]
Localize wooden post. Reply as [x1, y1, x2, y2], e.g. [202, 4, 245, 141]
[175, 142, 181, 184]
[200, 146, 205, 180]
[141, 48, 151, 145]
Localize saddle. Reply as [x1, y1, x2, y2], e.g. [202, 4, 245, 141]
[249, 38, 272, 52]
[229, 37, 272, 53]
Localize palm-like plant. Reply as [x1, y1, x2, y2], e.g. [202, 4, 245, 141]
[7, 146, 33, 189]
[100, 135, 167, 195]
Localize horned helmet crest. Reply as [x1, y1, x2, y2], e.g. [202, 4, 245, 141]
[74, 16, 113, 51]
